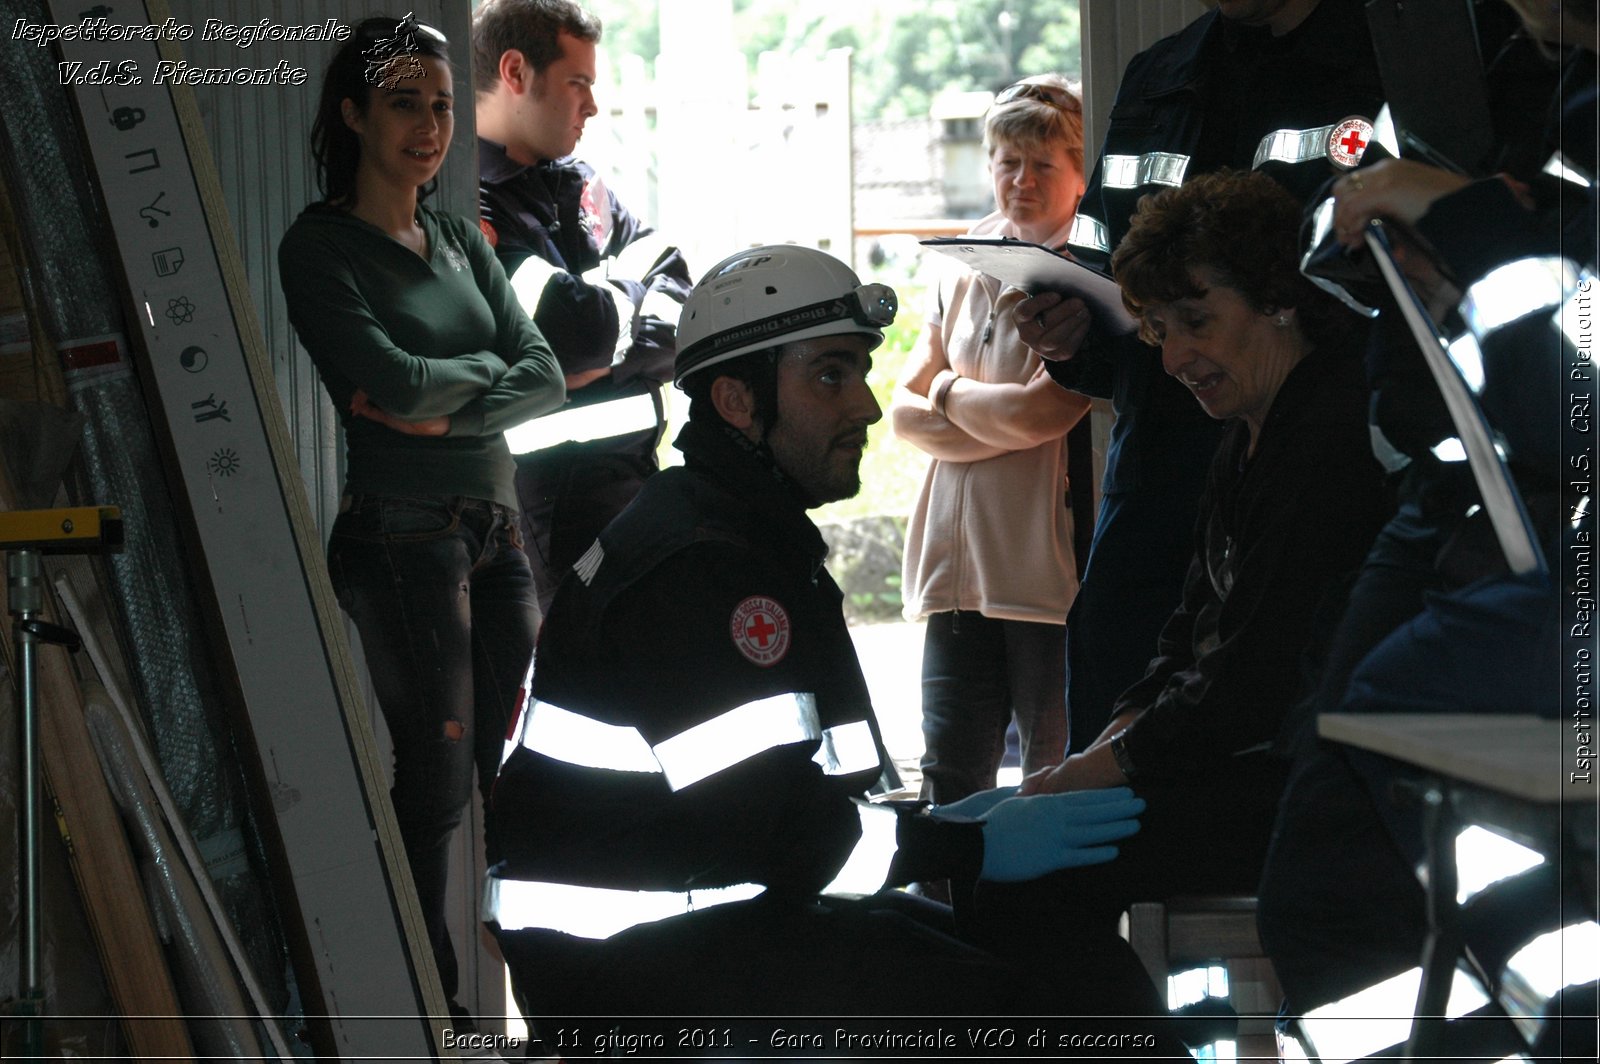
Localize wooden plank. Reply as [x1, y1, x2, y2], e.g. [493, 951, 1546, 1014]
[0, 121, 189, 1064]
[1319, 713, 1580, 803]
[0, 491, 192, 1060]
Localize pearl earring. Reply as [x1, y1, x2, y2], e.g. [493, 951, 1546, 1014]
[1275, 314, 1289, 327]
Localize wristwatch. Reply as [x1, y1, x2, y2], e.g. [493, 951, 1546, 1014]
[1109, 729, 1138, 783]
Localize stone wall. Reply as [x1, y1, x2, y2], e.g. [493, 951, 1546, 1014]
[817, 514, 907, 625]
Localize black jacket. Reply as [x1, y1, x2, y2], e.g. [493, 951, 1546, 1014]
[1067, 0, 1385, 273]
[478, 141, 681, 458]
[1113, 349, 1391, 780]
[1049, 0, 1386, 736]
[490, 419, 979, 912]
[1054, 0, 1386, 487]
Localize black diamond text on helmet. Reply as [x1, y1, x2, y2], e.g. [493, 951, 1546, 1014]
[682, 286, 898, 366]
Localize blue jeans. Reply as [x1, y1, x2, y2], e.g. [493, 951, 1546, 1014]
[918, 611, 1067, 804]
[328, 493, 539, 1005]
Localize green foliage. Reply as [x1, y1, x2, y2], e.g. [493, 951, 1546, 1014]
[848, 584, 903, 622]
[590, 0, 1078, 526]
[590, 0, 660, 69]
[589, 0, 1083, 123]
[863, 1, 1082, 120]
[732, 0, 863, 57]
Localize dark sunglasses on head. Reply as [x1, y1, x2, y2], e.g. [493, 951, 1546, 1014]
[994, 81, 1081, 112]
[355, 13, 446, 49]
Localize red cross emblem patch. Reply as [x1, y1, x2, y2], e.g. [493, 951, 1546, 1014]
[1326, 116, 1374, 171]
[730, 596, 791, 667]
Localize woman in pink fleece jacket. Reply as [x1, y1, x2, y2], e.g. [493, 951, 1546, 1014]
[892, 75, 1091, 814]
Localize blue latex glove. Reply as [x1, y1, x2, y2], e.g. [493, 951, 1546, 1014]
[978, 787, 1145, 882]
[929, 784, 1019, 820]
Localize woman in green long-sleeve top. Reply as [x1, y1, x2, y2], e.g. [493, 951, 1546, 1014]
[277, 15, 563, 1027]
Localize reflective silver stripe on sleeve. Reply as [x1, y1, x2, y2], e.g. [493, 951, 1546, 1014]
[1430, 436, 1507, 464]
[508, 255, 564, 318]
[1066, 213, 1110, 256]
[812, 719, 881, 778]
[1446, 332, 1486, 394]
[1100, 152, 1190, 189]
[1372, 104, 1401, 158]
[1543, 151, 1594, 189]
[520, 699, 661, 773]
[653, 693, 822, 791]
[522, 692, 838, 788]
[1300, 197, 1381, 318]
[640, 287, 685, 327]
[503, 392, 660, 454]
[1459, 256, 1579, 345]
[823, 800, 901, 895]
[574, 260, 644, 365]
[572, 539, 605, 585]
[1368, 424, 1413, 475]
[485, 875, 764, 939]
[1252, 124, 1337, 169]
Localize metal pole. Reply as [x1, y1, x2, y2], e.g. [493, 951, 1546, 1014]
[9, 547, 45, 1059]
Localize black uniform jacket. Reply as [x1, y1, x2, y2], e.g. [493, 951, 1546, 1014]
[1046, 0, 1386, 735]
[1111, 347, 1393, 780]
[490, 419, 979, 904]
[478, 140, 679, 458]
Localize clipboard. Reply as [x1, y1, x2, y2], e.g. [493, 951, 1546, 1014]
[920, 235, 1138, 335]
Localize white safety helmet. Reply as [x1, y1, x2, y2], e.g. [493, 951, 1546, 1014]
[674, 245, 898, 385]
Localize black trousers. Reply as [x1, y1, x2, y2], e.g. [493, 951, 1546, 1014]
[968, 757, 1290, 975]
[1258, 463, 1567, 1014]
[496, 890, 1186, 1059]
[919, 611, 1067, 805]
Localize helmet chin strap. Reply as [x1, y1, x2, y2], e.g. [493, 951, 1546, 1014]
[713, 418, 816, 506]
[736, 417, 775, 459]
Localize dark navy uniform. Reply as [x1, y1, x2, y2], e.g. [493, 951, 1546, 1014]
[1259, 56, 1598, 1019]
[1053, 0, 1384, 748]
[491, 419, 905, 893]
[486, 418, 1177, 1049]
[479, 140, 688, 611]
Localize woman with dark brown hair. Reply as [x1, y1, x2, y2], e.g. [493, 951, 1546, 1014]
[972, 169, 1391, 998]
[1021, 168, 1383, 798]
[278, 16, 562, 1023]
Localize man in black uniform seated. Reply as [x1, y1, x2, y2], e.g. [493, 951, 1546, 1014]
[485, 245, 1184, 1056]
